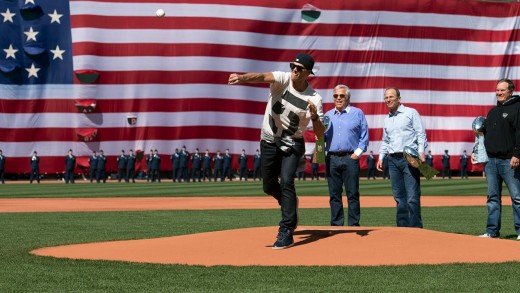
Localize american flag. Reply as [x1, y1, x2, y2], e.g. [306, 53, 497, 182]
[1, 0, 518, 174]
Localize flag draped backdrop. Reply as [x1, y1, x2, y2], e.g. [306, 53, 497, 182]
[1, 0, 519, 173]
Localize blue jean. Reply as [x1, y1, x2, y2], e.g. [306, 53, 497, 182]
[261, 139, 304, 231]
[327, 154, 360, 226]
[484, 157, 520, 237]
[388, 156, 423, 228]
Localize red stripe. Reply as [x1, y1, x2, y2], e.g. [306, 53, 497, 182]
[72, 42, 520, 68]
[71, 15, 520, 43]
[0, 99, 492, 117]
[0, 126, 261, 142]
[71, 0, 520, 17]
[72, 70, 501, 93]
[0, 126, 474, 144]
[0, 99, 266, 114]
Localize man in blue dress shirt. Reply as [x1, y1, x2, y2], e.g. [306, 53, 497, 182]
[324, 85, 369, 226]
[377, 87, 427, 228]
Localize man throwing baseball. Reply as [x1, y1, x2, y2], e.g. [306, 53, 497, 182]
[228, 53, 325, 249]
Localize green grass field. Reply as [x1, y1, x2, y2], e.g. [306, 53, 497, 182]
[1, 178, 519, 292]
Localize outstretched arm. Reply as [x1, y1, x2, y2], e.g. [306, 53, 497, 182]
[228, 72, 275, 85]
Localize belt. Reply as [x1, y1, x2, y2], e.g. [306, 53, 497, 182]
[329, 151, 354, 157]
[389, 152, 404, 158]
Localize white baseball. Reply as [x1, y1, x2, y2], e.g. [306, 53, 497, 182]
[156, 9, 165, 18]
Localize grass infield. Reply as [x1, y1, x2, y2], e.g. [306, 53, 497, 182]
[1, 178, 519, 292]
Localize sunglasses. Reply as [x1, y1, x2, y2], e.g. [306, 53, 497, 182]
[333, 94, 347, 99]
[290, 63, 307, 72]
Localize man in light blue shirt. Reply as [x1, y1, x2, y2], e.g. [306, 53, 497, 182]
[324, 84, 369, 226]
[377, 87, 427, 228]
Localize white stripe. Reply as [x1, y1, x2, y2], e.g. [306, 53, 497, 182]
[71, 55, 520, 81]
[366, 115, 476, 130]
[2, 111, 476, 131]
[71, 28, 520, 56]
[1, 139, 262, 157]
[2, 112, 264, 129]
[70, 2, 520, 31]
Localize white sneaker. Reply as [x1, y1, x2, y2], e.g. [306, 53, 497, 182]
[517, 235, 520, 240]
[478, 233, 497, 238]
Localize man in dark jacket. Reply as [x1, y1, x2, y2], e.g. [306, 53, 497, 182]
[191, 148, 202, 182]
[64, 149, 76, 184]
[442, 150, 451, 179]
[96, 150, 107, 183]
[29, 151, 40, 183]
[223, 148, 233, 181]
[460, 150, 468, 179]
[89, 151, 97, 183]
[476, 78, 520, 240]
[178, 146, 189, 183]
[151, 149, 161, 182]
[117, 150, 127, 183]
[126, 149, 136, 183]
[202, 149, 212, 182]
[171, 148, 180, 182]
[213, 150, 223, 182]
[238, 149, 248, 181]
[146, 149, 153, 182]
[366, 151, 376, 180]
[0, 150, 5, 184]
[253, 149, 261, 181]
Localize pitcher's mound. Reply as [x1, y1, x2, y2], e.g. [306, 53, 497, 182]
[31, 226, 520, 266]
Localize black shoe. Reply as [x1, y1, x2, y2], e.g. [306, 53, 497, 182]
[272, 229, 294, 250]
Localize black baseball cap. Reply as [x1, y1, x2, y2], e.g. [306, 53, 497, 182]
[292, 53, 315, 75]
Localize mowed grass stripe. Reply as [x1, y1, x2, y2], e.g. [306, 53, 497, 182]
[0, 178, 493, 198]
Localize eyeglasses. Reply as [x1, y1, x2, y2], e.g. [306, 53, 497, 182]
[333, 94, 347, 99]
[290, 63, 306, 72]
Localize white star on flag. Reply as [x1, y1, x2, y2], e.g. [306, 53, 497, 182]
[48, 9, 63, 24]
[1, 8, 16, 23]
[26, 63, 41, 78]
[24, 27, 39, 42]
[50, 45, 65, 60]
[25, 0, 36, 4]
[3, 44, 18, 59]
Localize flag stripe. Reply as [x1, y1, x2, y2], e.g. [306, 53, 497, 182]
[72, 42, 520, 68]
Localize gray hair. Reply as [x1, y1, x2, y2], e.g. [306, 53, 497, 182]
[333, 84, 351, 98]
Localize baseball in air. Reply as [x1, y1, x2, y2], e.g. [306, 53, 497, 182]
[156, 8, 165, 17]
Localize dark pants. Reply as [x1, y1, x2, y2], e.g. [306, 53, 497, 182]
[89, 169, 96, 182]
[223, 167, 232, 181]
[65, 169, 75, 184]
[261, 139, 304, 232]
[327, 154, 361, 226]
[178, 167, 189, 182]
[253, 166, 261, 180]
[214, 168, 223, 182]
[0, 169, 4, 183]
[461, 165, 468, 179]
[126, 168, 135, 183]
[191, 168, 202, 182]
[367, 167, 376, 179]
[30, 168, 40, 183]
[96, 170, 106, 183]
[118, 168, 126, 182]
[389, 156, 422, 228]
[239, 167, 248, 181]
[203, 167, 212, 181]
[311, 165, 319, 180]
[442, 166, 451, 179]
[151, 169, 160, 182]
